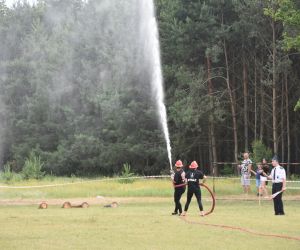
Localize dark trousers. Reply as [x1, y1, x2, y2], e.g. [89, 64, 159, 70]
[174, 187, 185, 214]
[272, 183, 284, 215]
[184, 187, 203, 212]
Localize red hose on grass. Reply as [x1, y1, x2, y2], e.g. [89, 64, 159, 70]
[174, 183, 299, 241]
[173, 181, 300, 241]
[200, 183, 215, 216]
[180, 216, 300, 242]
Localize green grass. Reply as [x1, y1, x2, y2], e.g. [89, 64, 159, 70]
[0, 200, 299, 250]
[0, 177, 299, 199]
[0, 178, 173, 199]
[0, 178, 299, 249]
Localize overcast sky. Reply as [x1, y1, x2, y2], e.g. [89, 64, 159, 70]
[5, 0, 37, 7]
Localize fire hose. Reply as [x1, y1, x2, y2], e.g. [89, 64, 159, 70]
[173, 182, 215, 216]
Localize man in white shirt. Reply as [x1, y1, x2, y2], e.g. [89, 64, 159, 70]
[267, 156, 286, 215]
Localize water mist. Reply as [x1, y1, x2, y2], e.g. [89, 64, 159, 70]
[139, 0, 172, 169]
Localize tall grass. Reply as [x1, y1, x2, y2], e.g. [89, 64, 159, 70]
[0, 177, 299, 199]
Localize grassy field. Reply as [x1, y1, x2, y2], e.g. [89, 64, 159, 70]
[0, 200, 299, 250]
[0, 178, 299, 249]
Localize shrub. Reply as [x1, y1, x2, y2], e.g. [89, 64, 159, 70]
[220, 164, 234, 176]
[251, 140, 272, 166]
[118, 163, 135, 184]
[1, 164, 14, 182]
[290, 174, 300, 181]
[295, 99, 300, 111]
[0, 164, 22, 183]
[43, 173, 55, 182]
[22, 151, 45, 180]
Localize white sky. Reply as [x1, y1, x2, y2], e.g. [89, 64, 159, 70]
[5, 0, 38, 8]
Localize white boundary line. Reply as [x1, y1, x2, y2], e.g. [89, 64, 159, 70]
[0, 175, 170, 189]
[208, 177, 300, 183]
[0, 175, 299, 189]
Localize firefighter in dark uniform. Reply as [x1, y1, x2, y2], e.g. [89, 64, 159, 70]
[181, 161, 206, 217]
[267, 156, 286, 215]
[171, 160, 186, 215]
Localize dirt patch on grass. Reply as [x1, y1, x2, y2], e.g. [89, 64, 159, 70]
[0, 196, 170, 206]
[0, 195, 299, 206]
[215, 194, 300, 201]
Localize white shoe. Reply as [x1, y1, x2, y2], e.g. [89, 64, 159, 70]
[200, 211, 205, 217]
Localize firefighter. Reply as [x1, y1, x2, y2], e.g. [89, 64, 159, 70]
[171, 160, 186, 215]
[181, 161, 206, 217]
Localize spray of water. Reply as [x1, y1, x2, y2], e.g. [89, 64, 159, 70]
[1, 0, 172, 171]
[139, 0, 172, 169]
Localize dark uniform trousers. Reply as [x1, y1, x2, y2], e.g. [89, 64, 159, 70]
[174, 187, 185, 214]
[184, 187, 203, 212]
[272, 182, 284, 215]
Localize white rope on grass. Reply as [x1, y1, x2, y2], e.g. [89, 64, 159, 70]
[0, 175, 170, 189]
[0, 175, 299, 189]
[243, 179, 300, 183]
[207, 176, 300, 183]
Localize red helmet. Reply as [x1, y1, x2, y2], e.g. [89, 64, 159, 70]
[175, 160, 183, 167]
[189, 161, 198, 169]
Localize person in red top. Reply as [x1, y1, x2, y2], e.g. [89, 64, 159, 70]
[171, 160, 186, 215]
[181, 161, 206, 217]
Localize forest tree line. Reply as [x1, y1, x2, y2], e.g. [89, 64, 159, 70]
[158, 0, 300, 175]
[0, 0, 299, 177]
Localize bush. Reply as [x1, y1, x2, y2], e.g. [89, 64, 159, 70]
[118, 163, 135, 184]
[0, 164, 23, 183]
[43, 173, 55, 182]
[1, 164, 14, 182]
[295, 99, 300, 111]
[251, 140, 272, 166]
[220, 164, 234, 176]
[290, 174, 300, 181]
[22, 151, 45, 180]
